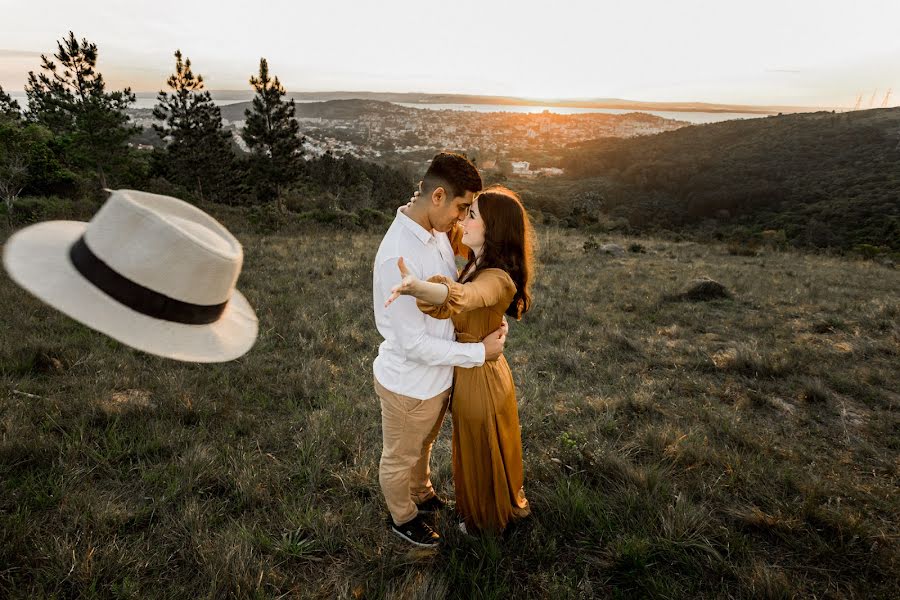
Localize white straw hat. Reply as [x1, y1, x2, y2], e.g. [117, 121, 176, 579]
[2, 189, 258, 362]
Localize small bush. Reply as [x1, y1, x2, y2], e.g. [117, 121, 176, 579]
[797, 378, 831, 403]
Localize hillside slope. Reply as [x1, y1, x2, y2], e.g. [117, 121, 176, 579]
[558, 107, 900, 250]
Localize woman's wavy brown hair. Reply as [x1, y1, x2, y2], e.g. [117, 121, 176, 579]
[460, 185, 534, 320]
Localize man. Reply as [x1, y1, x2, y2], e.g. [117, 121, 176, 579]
[372, 152, 507, 547]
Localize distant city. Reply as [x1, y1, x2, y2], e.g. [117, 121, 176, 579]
[6, 87, 813, 175]
[125, 98, 697, 175]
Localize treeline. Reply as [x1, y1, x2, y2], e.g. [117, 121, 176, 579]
[0, 32, 411, 227]
[556, 108, 900, 252]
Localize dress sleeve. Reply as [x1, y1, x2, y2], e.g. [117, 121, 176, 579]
[374, 256, 485, 367]
[417, 269, 515, 320]
[447, 222, 471, 259]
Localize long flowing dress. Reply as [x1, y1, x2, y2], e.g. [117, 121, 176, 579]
[417, 268, 530, 533]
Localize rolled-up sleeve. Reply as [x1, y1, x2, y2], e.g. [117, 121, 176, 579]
[375, 257, 484, 367]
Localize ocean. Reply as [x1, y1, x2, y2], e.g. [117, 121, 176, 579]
[7, 92, 769, 124]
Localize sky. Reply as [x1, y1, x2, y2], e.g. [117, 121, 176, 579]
[2, 0, 899, 108]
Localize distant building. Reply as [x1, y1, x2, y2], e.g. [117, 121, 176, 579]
[511, 161, 531, 175]
[233, 135, 250, 153]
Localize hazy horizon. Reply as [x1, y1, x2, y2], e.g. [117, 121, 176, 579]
[0, 88, 834, 111]
[3, 0, 899, 109]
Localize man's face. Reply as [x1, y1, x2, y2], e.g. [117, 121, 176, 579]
[430, 189, 475, 232]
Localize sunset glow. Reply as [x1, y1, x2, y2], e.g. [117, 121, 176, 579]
[2, 0, 900, 108]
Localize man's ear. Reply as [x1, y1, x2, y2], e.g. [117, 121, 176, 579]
[431, 186, 445, 205]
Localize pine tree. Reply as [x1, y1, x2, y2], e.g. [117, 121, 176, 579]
[153, 50, 234, 202]
[243, 58, 303, 211]
[24, 31, 138, 188]
[0, 85, 22, 123]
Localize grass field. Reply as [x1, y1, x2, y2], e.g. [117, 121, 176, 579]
[1, 223, 898, 599]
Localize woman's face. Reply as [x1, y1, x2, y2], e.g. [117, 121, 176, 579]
[461, 199, 486, 251]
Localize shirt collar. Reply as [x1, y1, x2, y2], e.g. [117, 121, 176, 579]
[396, 207, 436, 245]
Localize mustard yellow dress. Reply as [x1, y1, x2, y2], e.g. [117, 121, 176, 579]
[417, 267, 531, 533]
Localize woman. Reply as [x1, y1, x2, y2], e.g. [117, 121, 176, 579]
[385, 185, 534, 534]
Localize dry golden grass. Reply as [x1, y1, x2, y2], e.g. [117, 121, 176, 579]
[1, 224, 898, 599]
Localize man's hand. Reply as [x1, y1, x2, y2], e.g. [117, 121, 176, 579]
[482, 321, 508, 361]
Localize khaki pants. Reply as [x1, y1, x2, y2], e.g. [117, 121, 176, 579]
[375, 377, 450, 526]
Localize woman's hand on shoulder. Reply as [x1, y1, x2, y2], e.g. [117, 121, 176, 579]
[385, 257, 420, 307]
[400, 183, 422, 213]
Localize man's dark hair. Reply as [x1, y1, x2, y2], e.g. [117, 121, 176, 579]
[421, 152, 482, 200]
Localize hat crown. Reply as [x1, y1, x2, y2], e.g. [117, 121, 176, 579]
[83, 190, 242, 306]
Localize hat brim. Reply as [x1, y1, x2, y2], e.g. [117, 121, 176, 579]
[3, 221, 258, 363]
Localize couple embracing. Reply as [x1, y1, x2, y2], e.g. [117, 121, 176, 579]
[372, 152, 535, 546]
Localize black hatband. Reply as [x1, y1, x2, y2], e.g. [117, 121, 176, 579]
[68, 236, 228, 325]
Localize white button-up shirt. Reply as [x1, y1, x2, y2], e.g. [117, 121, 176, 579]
[373, 208, 485, 400]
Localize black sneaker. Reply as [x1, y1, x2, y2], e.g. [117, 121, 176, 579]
[391, 515, 440, 547]
[415, 495, 451, 514]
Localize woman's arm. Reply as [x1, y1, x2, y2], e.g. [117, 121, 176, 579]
[384, 257, 449, 307]
[418, 270, 515, 320]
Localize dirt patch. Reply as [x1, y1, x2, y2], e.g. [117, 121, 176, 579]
[99, 389, 154, 414]
[711, 348, 739, 369]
